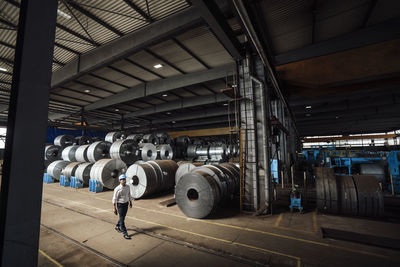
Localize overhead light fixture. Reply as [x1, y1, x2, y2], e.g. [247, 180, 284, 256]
[162, 94, 168, 97]
[305, 113, 311, 117]
[172, 121, 176, 124]
[0, 67, 7, 72]
[153, 64, 163, 69]
[57, 9, 71, 20]
[166, 112, 171, 115]
[84, 89, 90, 93]
[305, 105, 312, 109]
[115, 109, 119, 112]
[335, 116, 339, 119]
[223, 103, 228, 106]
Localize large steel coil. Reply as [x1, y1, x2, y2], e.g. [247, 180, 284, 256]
[157, 144, 174, 160]
[359, 164, 385, 184]
[209, 144, 228, 161]
[105, 131, 125, 143]
[175, 162, 239, 219]
[176, 136, 190, 147]
[126, 160, 178, 199]
[54, 135, 74, 147]
[62, 162, 81, 178]
[142, 133, 159, 145]
[87, 141, 111, 163]
[75, 136, 92, 145]
[139, 143, 157, 161]
[74, 162, 94, 185]
[110, 139, 140, 165]
[45, 145, 61, 161]
[175, 162, 203, 184]
[90, 159, 127, 189]
[46, 160, 70, 180]
[75, 145, 90, 162]
[126, 134, 143, 143]
[156, 132, 171, 144]
[315, 167, 384, 217]
[61, 145, 79, 162]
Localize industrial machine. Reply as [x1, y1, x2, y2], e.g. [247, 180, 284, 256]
[387, 151, 400, 194]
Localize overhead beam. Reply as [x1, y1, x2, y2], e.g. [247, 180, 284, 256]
[84, 63, 234, 111]
[122, 0, 152, 22]
[125, 93, 230, 119]
[302, 133, 398, 143]
[152, 107, 231, 124]
[51, 6, 202, 88]
[168, 126, 238, 138]
[192, 0, 242, 60]
[275, 17, 400, 65]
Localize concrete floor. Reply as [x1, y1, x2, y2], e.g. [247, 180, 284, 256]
[39, 183, 400, 267]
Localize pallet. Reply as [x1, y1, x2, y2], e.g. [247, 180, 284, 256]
[59, 175, 70, 187]
[89, 179, 103, 193]
[43, 173, 54, 184]
[70, 176, 83, 189]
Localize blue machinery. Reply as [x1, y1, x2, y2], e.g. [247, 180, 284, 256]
[387, 151, 400, 194]
[327, 157, 383, 175]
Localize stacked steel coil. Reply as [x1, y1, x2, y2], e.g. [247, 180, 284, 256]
[156, 132, 171, 144]
[175, 163, 240, 219]
[142, 133, 159, 145]
[105, 131, 129, 143]
[126, 134, 143, 143]
[74, 144, 90, 162]
[90, 158, 127, 189]
[54, 135, 74, 147]
[315, 167, 384, 217]
[87, 141, 111, 163]
[74, 136, 92, 145]
[74, 162, 94, 185]
[44, 145, 61, 161]
[126, 160, 178, 199]
[61, 145, 79, 162]
[156, 144, 174, 160]
[46, 160, 70, 180]
[110, 139, 140, 165]
[62, 162, 82, 178]
[139, 143, 157, 161]
[175, 162, 204, 184]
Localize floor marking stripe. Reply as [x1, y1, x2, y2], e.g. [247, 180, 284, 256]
[44, 186, 388, 259]
[313, 211, 318, 233]
[274, 213, 283, 228]
[39, 249, 63, 267]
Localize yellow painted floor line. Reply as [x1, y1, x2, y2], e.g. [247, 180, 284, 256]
[274, 213, 283, 227]
[44, 196, 301, 266]
[39, 249, 63, 267]
[44, 186, 388, 259]
[313, 210, 318, 233]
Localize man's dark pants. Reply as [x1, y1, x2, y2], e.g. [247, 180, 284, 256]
[116, 202, 128, 234]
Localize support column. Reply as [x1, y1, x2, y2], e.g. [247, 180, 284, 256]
[0, 0, 58, 266]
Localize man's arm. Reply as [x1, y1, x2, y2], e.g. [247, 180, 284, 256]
[112, 189, 118, 215]
[128, 187, 133, 208]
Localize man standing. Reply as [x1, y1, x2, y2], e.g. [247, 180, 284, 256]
[112, 174, 132, 240]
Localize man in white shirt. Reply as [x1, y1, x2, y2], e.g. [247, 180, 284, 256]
[112, 174, 132, 240]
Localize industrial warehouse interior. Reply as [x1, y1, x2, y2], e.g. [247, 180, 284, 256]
[0, 0, 400, 266]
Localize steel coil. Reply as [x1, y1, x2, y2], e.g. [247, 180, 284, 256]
[75, 145, 90, 162]
[87, 141, 111, 163]
[105, 131, 124, 143]
[352, 175, 384, 217]
[74, 162, 94, 185]
[126, 134, 143, 143]
[156, 132, 171, 144]
[74, 136, 92, 145]
[209, 144, 228, 162]
[157, 144, 174, 160]
[337, 175, 358, 216]
[139, 143, 157, 161]
[110, 139, 140, 165]
[152, 160, 178, 191]
[175, 162, 203, 184]
[176, 136, 190, 147]
[142, 133, 159, 145]
[46, 160, 70, 180]
[62, 162, 82, 178]
[54, 135, 74, 147]
[61, 145, 79, 162]
[90, 158, 127, 189]
[44, 145, 61, 161]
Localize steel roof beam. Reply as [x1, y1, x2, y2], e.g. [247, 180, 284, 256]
[51, 6, 202, 88]
[275, 17, 400, 65]
[84, 63, 233, 111]
[152, 107, 231, 124]
[122, 0, 153, 22]
[192, 0, 242, 60]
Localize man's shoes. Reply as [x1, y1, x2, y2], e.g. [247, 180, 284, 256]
[115, 226, 122, 233]
[123, 233, 131, 240]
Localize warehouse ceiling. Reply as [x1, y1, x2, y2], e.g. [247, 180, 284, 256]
[0, 0, 399, 136]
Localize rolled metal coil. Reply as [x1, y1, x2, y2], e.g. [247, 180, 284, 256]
[105, 131, 124, 143]
[176, 136, 190, 147]
[90, 158, 127, 189]
[126, 134, 143, 143]
[46, 160, 70, 180]
[54, 135, 74, 147]
[126, 160, 178, 199]
[209, 144, 228, 161]
[352, 175, 384, 217]
[139, 143, 157, 161]
[87, 141, 111, 163]
[91, 136, 103, 142]
[142, 133, 159, 145]
[156, 132, 171, 144]
[61, 145, 79, 162]
[44, 145, 61, 161]
[175, 162, 239, 219]
[74, 136, 92, 145]
[110, 139, 140, 165]
[157, 144, 174, 160]
[75, 144, 90, 162]
[74, 162, 94, 185]
[175, 162, 203, 184]
[62, 162, 82, 178]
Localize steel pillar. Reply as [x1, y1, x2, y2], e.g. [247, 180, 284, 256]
[0, 0, 58, 266]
